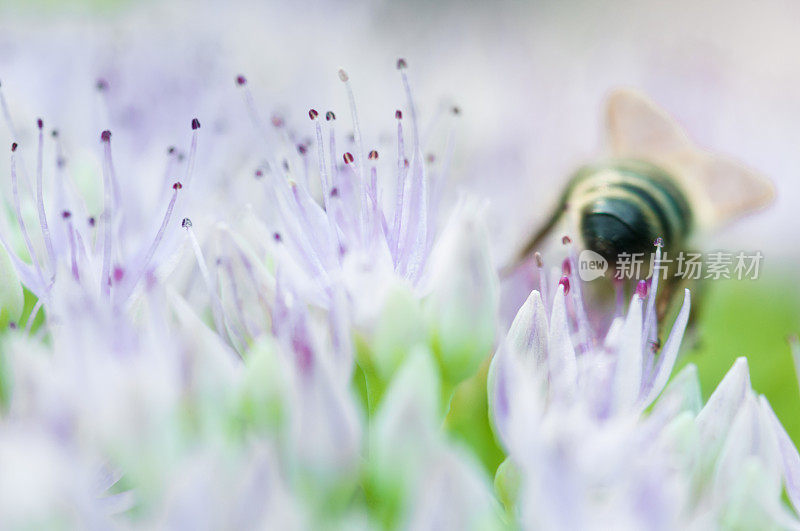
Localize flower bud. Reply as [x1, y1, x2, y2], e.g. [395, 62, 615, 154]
[424, 201, 498, 387]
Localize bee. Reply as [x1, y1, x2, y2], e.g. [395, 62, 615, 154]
[510, 89, 774, 324]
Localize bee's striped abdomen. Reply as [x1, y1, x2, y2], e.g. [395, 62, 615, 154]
[567, 159, 692, 264]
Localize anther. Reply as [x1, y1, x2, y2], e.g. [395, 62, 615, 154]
[534, 252, 544, 268]
[271, 114, 284, 128]
[562, 235, 572, 245]
[559, 276, 570, 295]
[61, 210, 71, 219]
[11, 142, 17, 152]
[254, 169, 263, 178]
[37, 118, 43, 130]
[325, 111, 336, 121]
[395, 110, 403, 120]
[309, 109, 319, 120]
[343, 152, 354, 164]
[273, 232, 282, 242]
[235, 75, 247, 86]
[88, 216, 96, 227]
[654, 237, 664, 248]
[191, 118, 201, 130]
[368, 150, 379, 160]
[181, 217, 192, 228]
[562, 257, 571, 276]
[636, 280, 649, 299]
[96, 78, 109, 91]
[101, 130, 111, 143]
[338, 69, 349, 82]
[172, 182, 183, 190]
[396, 58, 408, 70]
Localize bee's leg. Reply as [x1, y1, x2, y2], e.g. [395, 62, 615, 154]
[500, 201, 567, 278]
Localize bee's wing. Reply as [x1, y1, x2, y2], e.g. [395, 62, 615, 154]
[605, 88, 774, 229]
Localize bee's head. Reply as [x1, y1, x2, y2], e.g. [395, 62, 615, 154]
[579, 197, 656, 267]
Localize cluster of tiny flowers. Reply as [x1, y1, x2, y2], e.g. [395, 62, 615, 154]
[0, 58, 797, 531]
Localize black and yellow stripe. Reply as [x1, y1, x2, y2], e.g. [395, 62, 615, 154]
[565, 159, 693, 264]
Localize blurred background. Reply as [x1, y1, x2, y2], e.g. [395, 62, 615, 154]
[0, 0, 798, 443]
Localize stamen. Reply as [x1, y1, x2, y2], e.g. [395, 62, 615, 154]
[122, 182, 181, 299]
[235, 74, 272, 147]
[35, 119, 56, 275]
[312, 105, 342, 252]
[24, 298, 43, 336]
[558, 276, 570, 295]
[162, 145, 177, 189]
[636, 280, 648, 299]
[63, 210, 79, 280]
[11, 143, 45, 285]
[534, 252, 548, 310]
[182, 119, 200, 188]
[100, 130, 116, 296]
[643, 243, 662, 349]
[183, 217, 226, 337]
[338, 69, 367, 237]
[95, 78, 112, 130]
[390, 111, 407, 258]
